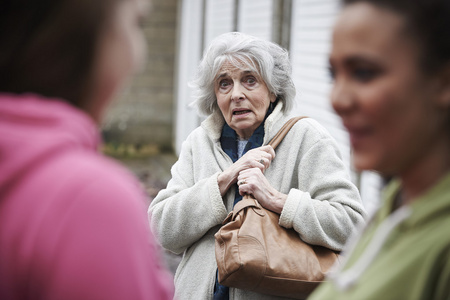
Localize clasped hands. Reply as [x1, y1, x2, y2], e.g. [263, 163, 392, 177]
[218, 145, 287, 214]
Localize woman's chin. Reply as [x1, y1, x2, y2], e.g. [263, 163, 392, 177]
[352, 153, 379, 173]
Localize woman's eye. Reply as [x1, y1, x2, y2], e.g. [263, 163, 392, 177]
[328, 66, 336, 81]
[245, 77, 256, 84]
[352, 67, 379, 82]
[219, 80, 230, 88]
[136, 14, 146, 29]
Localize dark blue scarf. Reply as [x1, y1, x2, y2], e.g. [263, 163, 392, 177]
[220, 120, 266, 206]
[213, 105, 273, 300]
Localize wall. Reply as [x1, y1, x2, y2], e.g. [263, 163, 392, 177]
[289, 0, 380, 213]
[102, 0, 178, 153]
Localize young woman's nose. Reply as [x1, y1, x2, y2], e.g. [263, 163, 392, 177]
[330, 79, 354, 116]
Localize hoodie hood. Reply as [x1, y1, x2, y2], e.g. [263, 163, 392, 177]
[0, 93, 100, 196]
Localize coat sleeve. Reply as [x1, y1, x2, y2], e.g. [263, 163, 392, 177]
[279, 125, 366, 252]
[149, 136, 228, 254]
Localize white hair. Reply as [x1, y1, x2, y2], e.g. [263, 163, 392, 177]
[190, 32, 296, 116]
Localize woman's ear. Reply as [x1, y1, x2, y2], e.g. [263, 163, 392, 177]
[435, 63, 450, 108]
[270, 92, 276, 103]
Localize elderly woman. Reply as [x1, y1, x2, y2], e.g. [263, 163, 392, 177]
[149, 32, 365, 300]
[310, 0, 450, 299]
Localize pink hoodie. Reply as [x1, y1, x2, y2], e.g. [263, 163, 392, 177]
[0, 94, 174, 300]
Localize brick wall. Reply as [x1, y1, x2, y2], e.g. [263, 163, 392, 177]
[101, 0, 178, 153]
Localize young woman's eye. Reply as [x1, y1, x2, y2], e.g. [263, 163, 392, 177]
[352, 67, 379, 82]
[136, 13, 146, 29]
[137, 18, 145, 29]
[328, 66, 336, 81]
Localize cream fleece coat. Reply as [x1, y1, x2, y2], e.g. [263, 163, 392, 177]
[149, 103, 366, 300]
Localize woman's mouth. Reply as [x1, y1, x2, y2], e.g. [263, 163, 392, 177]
[342, 120, 373, 145]
[346, 126, 373, 148]
[233, 109, 251, 116]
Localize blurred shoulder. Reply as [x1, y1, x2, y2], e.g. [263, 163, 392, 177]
[44, 150, 147, 208]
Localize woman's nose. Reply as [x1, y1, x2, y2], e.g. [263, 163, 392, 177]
[231, 83, 245, 101]
[330, 79, 354, 115]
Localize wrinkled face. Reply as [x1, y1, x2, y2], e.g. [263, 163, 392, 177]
[329, 3, 446, 175]
[215, 60, 276, 139]
[88, 0, 150, 122]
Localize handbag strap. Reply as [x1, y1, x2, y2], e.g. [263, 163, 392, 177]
[267, 116, 308, 150]
[225, 196, 265, 223]
[237, 116, 308, 210]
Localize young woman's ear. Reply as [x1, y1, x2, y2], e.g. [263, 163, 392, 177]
[435, 63, 450, 108]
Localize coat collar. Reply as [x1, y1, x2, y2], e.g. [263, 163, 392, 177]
[201, 101, 287, 144]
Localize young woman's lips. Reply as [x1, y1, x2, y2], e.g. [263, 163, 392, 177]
[345, 124, 373, 148]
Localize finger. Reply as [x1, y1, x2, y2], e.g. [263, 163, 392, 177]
[256, 153, 273, 169]
[238, 179, 255, 195]
[238, 180, 251, 196]
[237, 172, 247, 182]
[245, 156, 265, 171]
[256, 157, 267, 169]
[266, 145, 276, 159]
[239, 168, 256, 180]
[259, 145, 275, 160]
[237, 169, 254, 184]
[258, 157, 265, 165]
[237, 179, 247, 186]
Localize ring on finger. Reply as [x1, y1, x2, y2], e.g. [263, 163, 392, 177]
[259, 158, 264, 165]
[238, 179, 246, 185]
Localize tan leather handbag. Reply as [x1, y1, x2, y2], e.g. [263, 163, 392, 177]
[214, 117, 340, 299]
